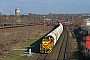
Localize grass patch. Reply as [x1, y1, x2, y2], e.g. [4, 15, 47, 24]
[25, 31, 49, 48]
[0, 31, 49, 60]
[2, 51, 26, 60]
[1, 33, 12, 36]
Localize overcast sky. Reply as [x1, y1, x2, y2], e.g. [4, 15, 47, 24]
[0, 0, 90, 14]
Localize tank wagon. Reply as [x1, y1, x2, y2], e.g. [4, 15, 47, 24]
[40, 23, 63, 53]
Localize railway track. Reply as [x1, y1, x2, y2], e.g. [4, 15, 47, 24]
[57, 26, 68, 60]
[65, 26, 80, 60]
[29, 26, 72, 60]
[69, 27, 76, 38]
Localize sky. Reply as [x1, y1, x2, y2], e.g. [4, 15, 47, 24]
[0, 0, 90, 15]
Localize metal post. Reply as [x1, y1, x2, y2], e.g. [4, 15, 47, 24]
[29, 49, 31, 54]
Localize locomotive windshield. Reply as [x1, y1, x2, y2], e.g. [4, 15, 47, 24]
[43, 36, 54, 41]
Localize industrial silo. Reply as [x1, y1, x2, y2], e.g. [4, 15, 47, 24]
[15, 8, 20, 16]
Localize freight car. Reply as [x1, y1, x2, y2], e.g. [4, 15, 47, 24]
[0, 23, 34, 29]
[86, 35, 90, 53]
[40, 23, 63, 53]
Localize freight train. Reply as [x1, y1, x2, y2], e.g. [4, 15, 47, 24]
[79, 26, 90, 53]
[0, 21, 56, 29]
[0, 23, 34, 29]
[40, 23, 63, 53]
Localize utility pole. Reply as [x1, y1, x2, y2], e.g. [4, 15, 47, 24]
[0, 11, 1, 23]
[0, 12, 1, 16]
[26, 16, 28, 55]
[77, 10, 79, 19]
[77, 10, 78, 14]
[10, 11, 11, 15]
[43, 16, 45, 33]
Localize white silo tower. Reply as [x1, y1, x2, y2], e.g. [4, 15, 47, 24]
[15, 8, 20, 16]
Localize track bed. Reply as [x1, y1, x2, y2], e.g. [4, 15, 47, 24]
[30, 26, 70, 60]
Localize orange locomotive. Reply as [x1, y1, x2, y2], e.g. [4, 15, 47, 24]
[40, 36, 54, 53]
[40, 23, 63, 53]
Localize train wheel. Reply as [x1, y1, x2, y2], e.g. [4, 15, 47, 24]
[48, 48, 52, 53]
